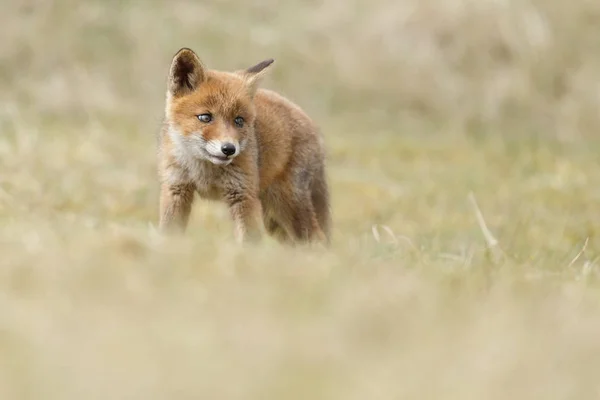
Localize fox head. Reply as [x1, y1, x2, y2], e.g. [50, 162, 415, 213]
[164, 47, 274, 166]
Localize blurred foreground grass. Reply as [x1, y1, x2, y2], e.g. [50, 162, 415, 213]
[1, 0, 600, 398]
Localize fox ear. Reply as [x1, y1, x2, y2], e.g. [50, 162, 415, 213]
[237, 58, 274, 97]
[168, 48, 206, 97]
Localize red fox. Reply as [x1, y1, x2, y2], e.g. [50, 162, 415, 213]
[157, 48, 331, 246]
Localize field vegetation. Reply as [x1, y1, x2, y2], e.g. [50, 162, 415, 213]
[1, 0, 600, 398]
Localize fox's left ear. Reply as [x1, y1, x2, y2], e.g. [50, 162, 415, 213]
[236, 58, 275, 97]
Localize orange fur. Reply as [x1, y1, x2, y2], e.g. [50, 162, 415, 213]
[157, 48, 331, 246]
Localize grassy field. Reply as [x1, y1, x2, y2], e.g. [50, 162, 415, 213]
[2, 0, 600, 398]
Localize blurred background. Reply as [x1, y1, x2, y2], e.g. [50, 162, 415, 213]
[1, 0, 600, 398]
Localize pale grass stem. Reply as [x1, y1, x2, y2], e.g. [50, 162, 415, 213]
[567, 236, 589, 270]
[468, 191, 506, 264]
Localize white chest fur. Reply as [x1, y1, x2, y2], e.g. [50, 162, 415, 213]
[190, 161, 223, 200]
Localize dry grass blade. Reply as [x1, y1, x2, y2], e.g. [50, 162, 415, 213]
[371, 224, 399, 246]
[567, 237, 589, 269]
[468, 191, 506, 264]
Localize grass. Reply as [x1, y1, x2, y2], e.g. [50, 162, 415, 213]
[2, 0, 600, 398]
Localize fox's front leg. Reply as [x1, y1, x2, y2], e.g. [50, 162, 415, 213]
[159, 182, 195, 234]
[225, 191, 264, 243]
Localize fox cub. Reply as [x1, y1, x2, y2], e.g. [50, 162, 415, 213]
[157, 48, 331, 245]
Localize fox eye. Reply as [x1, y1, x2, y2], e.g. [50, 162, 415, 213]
[234, 116, 244, 127]
[197, 113, 212, 123]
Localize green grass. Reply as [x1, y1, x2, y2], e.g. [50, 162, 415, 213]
[2, 0, 600, 398]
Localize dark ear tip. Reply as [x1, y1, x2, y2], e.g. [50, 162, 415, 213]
[175, 47, 194, 54]
[173, 47, 198, 60]
[246, 58, 275, 74]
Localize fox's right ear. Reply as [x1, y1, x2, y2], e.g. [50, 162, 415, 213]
[167, 48, 206, 97]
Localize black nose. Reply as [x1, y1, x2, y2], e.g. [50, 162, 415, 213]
[221, 143, 236, 156]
